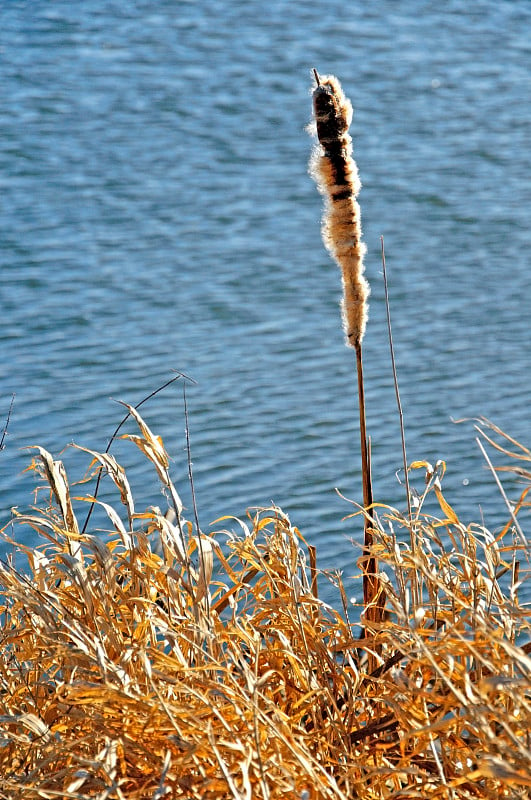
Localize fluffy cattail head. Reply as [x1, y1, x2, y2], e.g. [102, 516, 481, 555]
[310, 70, 369, 347]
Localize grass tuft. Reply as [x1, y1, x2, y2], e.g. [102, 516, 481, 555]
[1, 411, 530, 799]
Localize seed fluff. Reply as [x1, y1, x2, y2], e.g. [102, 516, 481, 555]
[309, 70, 369, 346]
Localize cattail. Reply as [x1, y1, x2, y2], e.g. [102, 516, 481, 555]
[309, 70, 369, 346]
[310, 71, 383, 634]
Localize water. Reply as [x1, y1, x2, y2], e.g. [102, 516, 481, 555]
[1, 1, 530, 604]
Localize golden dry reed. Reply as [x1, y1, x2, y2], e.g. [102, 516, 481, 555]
[1, 413, 530, 799]
[309, 70, 369, 347]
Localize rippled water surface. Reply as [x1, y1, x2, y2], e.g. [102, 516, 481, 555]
[2, 1, 530, 602]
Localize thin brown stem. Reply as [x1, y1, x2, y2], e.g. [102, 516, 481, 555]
[81, 372, 192, 534]
[355, 342, 380, 619]
[380, 237, 412, 525]
[355, 341, 373, 517]
[0, 393, 15, 451]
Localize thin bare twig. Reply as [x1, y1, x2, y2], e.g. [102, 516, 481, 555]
[475, 433, 526, 545]
[381, 237, 411, 524]
[0, 393, 15, 451]
[183, 380, 211, 618]
[81, 372, 193, 533]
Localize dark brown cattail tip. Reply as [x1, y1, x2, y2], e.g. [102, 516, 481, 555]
[312, 68, 320, 86]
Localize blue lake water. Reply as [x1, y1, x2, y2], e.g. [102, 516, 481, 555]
[1, 1, 530, 604]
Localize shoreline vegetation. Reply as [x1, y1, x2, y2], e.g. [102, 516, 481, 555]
[1, 74, 530, 798]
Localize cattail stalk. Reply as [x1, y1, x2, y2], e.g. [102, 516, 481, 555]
[310, 70, 382, 626]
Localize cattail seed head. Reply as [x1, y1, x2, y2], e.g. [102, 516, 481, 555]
[309, 71, 369, 347]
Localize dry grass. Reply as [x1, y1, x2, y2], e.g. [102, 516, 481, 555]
[1, 412, 530, 799]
